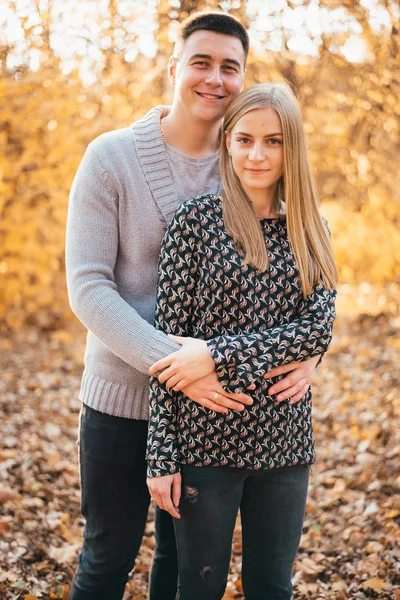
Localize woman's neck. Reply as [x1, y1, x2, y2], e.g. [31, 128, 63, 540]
[245, 186, 280, 219]
[161, 110, 221, 158]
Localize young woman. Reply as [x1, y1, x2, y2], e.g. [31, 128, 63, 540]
[146, 83, 337, 600]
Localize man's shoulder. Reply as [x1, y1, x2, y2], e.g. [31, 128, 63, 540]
[88, 126, 134, 157]
[88, 106, 165, 161]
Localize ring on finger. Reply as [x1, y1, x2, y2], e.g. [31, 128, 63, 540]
[150, 497, 156, 502]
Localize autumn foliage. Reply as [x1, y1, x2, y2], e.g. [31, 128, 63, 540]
[0, 0, 399, 330]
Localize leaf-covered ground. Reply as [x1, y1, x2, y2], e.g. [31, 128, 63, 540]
[1, 288, 399, 600]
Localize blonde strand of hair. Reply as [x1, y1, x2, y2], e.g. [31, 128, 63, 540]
[221, 83, 338, 294]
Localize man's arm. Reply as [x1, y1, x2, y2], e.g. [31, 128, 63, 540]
[65, 143, 179, 373]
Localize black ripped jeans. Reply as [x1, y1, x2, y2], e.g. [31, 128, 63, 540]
[174, 464, 310, 600]
[69, 405, 177, 600]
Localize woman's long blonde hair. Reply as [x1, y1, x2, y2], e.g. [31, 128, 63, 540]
[221, 82, 337, 296]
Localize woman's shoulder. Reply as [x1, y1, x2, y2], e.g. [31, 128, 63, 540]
[175, 194, 222, 221]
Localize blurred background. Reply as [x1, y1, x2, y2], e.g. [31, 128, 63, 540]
[0, 0, 399, 331]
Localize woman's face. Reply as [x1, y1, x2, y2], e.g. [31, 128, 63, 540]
[226, 107, 284, 197]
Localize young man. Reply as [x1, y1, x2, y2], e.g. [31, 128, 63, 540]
[66, 11, 319, 600]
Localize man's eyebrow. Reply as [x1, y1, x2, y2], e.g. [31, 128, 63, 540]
[189, 53, 241, 68]
[223, 58, 241, 68]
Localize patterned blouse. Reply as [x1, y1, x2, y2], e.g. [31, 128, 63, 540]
[147, 195, 336, 477]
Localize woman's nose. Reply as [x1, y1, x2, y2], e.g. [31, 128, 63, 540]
[248, 144, 264, 161]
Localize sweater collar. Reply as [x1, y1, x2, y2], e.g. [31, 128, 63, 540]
[131, 105, 177, 226]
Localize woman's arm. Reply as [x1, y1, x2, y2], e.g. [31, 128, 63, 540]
[146, 204, 252, 500]
[151, 284, 335, 393]
[207, 283, 336, 388]
[146, 374, 182, 518]
[146, 204, 198, 474]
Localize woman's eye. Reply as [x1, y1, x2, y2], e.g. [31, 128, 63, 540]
[237, 137, 250, 144]
[269, 138, 283, 145]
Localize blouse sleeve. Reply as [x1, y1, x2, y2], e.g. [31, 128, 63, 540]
[207, 283, 336, 388]
[146, 203, 198, 478]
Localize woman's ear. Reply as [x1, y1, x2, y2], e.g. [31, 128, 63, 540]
[168, 56, 177, 86]
[225, 132, 232, 155]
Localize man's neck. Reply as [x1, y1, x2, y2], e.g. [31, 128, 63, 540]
[161, 110, 221, 158]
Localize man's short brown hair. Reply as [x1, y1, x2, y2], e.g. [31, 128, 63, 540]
[177, 10, 249, 62]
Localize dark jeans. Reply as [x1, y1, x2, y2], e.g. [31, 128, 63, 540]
[69, 405, 178, 600]
[174, 464, 310, 600]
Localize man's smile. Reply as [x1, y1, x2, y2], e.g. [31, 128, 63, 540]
[195, 91, 225, 100]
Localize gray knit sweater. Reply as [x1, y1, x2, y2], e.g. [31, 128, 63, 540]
[66, 106, 220, 419]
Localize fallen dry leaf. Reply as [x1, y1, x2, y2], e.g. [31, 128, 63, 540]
[0, 486, 18, 503]
[297, 556, 325, 575]
[361, 577, 390, 593]
[48, 544, 81, 565]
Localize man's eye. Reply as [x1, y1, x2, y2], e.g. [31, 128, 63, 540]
[223, 65, 237, 72]
[193, 61, 208, 67]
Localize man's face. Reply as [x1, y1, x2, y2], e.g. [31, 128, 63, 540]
[169, 30, 245, 124]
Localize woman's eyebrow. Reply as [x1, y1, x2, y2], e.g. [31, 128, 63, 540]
[233, 132, 283, 137]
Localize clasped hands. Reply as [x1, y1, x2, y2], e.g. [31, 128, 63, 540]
[148, 334, 320, 414]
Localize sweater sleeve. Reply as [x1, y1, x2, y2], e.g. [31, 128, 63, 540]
[207, 283, 336, 387]
[65, 143, 179, 374]
[147, 205, 198, 477]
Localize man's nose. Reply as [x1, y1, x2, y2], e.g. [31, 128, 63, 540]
[205, 67, 223, 86]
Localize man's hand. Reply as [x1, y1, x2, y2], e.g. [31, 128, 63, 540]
[182, 371, 253, 414]
[149, 335, 215, 390]
[147, 473, 181, 519]
[264, 355, 321, 404]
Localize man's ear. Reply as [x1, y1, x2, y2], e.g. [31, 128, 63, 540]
[168, 56, 177, 87]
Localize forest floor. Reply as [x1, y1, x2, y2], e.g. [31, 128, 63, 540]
[1, 285, 399, 600]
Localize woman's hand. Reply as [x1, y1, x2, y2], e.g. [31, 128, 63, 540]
[149, 335, 215, 390]
[147, 473, 182, 519]
[182, 371, 253, 414]
[264, 355, 321, 404]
